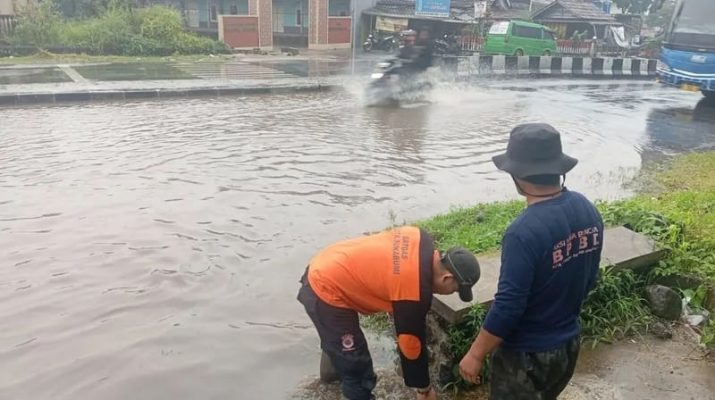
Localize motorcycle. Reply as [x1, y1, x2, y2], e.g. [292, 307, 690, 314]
[433, 33, 461, 56]
[363, 32, 399, 52]
[364, 57, 433, 107]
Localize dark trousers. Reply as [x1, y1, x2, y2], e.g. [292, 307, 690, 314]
[489, 336, 580, 400]
[297, 271, 377, 400]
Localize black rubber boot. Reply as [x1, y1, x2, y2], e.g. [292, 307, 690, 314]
[319, 351, 341, 383]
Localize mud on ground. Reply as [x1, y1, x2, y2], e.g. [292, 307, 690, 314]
[293, 325, 715, 400]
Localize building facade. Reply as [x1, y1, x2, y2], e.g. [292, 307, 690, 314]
[152, 0, 360, 49]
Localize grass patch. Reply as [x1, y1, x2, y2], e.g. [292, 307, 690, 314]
[442, 304, 489, 392]
[656, 152, 715, 192]
[579, 268, 652, 346]
[598, 152, 715, 284]
[416, 201, 524, 253]
[360, 312, 393, 335]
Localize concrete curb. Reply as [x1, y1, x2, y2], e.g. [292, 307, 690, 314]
[447, 55, 657, 79]
[0, 83, 340, 106]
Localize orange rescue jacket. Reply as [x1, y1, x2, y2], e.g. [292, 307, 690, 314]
[308, 226, 434, 388]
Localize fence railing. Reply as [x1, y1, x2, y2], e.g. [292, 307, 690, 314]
[0, 15, 15, 39]
[557, 39, 591, 56]
[459, 35, 483, 53]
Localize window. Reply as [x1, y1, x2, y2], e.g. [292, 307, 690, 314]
[545, 31, 555, 40]
[489, 21, 510, 35]
[209, 4, 217, 22]
[672, 0, 715, 35]
[328, 0, 350, 17]
[230, 4, 238, 14]
[296, 9, 302, 26]
[513, 25, 543, 39]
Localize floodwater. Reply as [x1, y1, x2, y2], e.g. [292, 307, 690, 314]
[1, 81, 714, 400]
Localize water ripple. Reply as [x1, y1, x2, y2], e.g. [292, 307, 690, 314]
[0, 84, 711, 400]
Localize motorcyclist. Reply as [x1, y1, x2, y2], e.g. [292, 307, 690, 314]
[397, 29, 433, 74]
[414, 29, 434, 70]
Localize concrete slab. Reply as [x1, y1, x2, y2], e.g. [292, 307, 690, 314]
[601, 226, 669, 271]
[432, 226, 667, 324]
[432, 254, 500, 324]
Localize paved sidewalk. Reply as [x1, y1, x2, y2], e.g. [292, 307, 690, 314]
[0, 55, 386, 105]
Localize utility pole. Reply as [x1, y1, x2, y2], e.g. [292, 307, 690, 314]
[351, 0, 356, 75]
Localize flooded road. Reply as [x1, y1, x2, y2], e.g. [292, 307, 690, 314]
[1, 81, 714, 399]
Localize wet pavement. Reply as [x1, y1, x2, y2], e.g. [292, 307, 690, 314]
[0, 66, 74, 85]
[0, 57, 379, 87]
[73, 63, 195, 81]
[562, 328, 715, 400]
[1, 80, 714, 400]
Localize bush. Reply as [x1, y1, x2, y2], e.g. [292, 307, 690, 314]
[11, 1, 228, 56]
[443, 304, 489, 391]
[59, 7, 137, 54]
[579, 268, 652, 346]
[12, 0, 62, 47]
[138, 6, 184, 43]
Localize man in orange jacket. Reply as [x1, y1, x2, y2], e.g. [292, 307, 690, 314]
[298, 226, 480, 400]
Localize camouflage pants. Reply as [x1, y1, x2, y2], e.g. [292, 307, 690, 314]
[489, 337, 580, 400]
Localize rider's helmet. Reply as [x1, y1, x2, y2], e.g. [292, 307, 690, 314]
[401, 29, 417, 46]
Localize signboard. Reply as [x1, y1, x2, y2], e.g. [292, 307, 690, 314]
[375, 16, 409, 33]
[328, 17, 351, 44]
[489, 21, 509, 35]
[220, 16, 260, 48]
[415, 0, 450, 18]
[474, 1, 487, 19]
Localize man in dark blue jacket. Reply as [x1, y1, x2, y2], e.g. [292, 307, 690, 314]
[458, 123, 603, 400]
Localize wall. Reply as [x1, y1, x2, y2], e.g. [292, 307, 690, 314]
[327, 16, 350, 43]
[219, 15, 260, 47]
[218, 0, 272, 48]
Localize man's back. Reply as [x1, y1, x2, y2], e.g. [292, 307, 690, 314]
[485, 189, 603, 352]
[308, 226, 429, 314]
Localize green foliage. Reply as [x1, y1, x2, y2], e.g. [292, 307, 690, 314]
[597, 191, 715, 284]
[701, 324, 715, 349]
[360, 312, 393, 334]
[55, 0, 134, 18]
[580, 268, 652, 347]
[681, 285, 715, 349]
[416, 201, 524, 253]
[138, 6, 184, 43]
[60, 7, 138, 54]
[11, 1, 228, 56]
[681, 285, 708, 312]
[443, 305, 489, 391]
[12, 0, 62, 47]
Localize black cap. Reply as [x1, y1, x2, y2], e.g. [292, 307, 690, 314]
[441, 247, 480, 302]
[492, 123, 578, 179]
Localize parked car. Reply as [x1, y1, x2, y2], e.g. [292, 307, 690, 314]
[483, 20, 557, 56]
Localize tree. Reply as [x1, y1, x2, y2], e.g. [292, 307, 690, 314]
[645, 0, 675, 29]
[613, 0, 666, 14]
